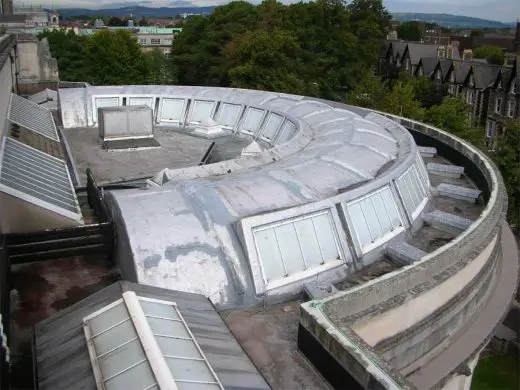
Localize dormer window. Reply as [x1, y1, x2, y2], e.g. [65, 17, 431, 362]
[469, 75, 474, 87]
[450, 72, 455, 83]
[436, 70, 441, 80]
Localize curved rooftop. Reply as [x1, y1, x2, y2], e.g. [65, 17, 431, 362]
[58, 86, 430, 309]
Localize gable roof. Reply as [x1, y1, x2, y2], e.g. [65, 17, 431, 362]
[452, 60, 472, 83]
[389, 41, 408, 59]
[439, 59, 453, 80]
[405, 43, 439, 65]
[471, 63, 501, 89]
[419, 57, 440, 78]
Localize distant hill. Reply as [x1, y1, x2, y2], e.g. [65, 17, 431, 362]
[392, 13, 515, 29]
[57, 5, 217, 19]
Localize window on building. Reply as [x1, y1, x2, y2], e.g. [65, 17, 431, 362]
[436, 70, 441, 80]
[466, 90, 474, 105]
[396, 162, 429, 220]
[253, 210, 342, 284]
[507, 100, 516, 118]
[448, 84, 456, 95]
[346, 186, 403, 253]
[405, 60, 409, 70]
[495, 97, 503, 114]
[83, 291, 224, 390]
[139, 38, 147, 45]
[446, 47, 453, 59]
[151, 38, 161, 45]
[486, 120, 496, 138]
[438, 48, 446, 58]
[510, 80, 517, 95]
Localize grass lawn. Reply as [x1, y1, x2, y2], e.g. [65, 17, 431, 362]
[472, 355, 520, 390]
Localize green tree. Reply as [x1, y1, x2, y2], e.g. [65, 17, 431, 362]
[473, 45, 504, 65]
[108, 17, 125, 26]
[470, 29, 484, 37]
[383, 81, 424, 120]
[397, 21, 422, 41]
[144, 49, 177, 85]
[411, 75, 447, 108]
[38, 29, 88, 81]
[346, 71, 388, 109]
[424, 97, 472, 136]
[139, 17, 150, 26]
[493, 119, 520, 230]
[225, 29, 307, 94]
[83, 30, 151, 85]
[170, 1, 258, 86]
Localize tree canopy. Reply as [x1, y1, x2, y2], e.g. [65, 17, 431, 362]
[397, 21, 422, 41]
[473, 45, 505, 65]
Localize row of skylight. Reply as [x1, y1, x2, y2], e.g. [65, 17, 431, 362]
[249, 156, 430, 291]
[1, 96, 82, 224]
[92, 96, 298, 145]
[83, 291, 223, 390]
[9, 93, 60, 141]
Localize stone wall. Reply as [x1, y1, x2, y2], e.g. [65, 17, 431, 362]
[16, 36, 58, 83]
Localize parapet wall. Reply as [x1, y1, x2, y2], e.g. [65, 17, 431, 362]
[300, 113, 515, 389]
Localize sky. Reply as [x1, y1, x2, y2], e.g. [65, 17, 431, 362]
[13, 0, 520, 22]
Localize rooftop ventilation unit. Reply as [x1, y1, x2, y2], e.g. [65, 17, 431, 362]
[98, 105, 160, 150]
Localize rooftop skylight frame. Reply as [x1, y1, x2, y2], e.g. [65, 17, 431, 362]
[83, 291, 224, 390]
[0, 137, 83, 222]
[8, 93, 60, 142]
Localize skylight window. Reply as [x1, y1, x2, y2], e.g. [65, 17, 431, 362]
[83, 291, 223, 390]
[253, 210, 342, 286]
[9, 93, 59, 141]
[0, 138, 82, 220]
[214, 103, 242, 129]
[159, 98, 186, 124]
[239, 108, 265, 135]
[188, 100, 215, 124]
[259, 113, 283, 142]
[127, 96, 155, 110]
[345, 186, 403, 253]
[396, 162, 429, 220]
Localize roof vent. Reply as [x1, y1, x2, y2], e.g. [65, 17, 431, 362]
[241, 141, 264, 157]
[98, 105, 160, 150]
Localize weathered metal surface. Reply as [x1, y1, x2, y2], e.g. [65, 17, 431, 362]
[34, 281, 271, 390]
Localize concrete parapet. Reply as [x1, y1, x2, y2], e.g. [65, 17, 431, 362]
[299, 110, 514, 389]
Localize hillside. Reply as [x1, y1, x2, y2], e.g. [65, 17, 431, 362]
[57, 5, 216, 19]
[392, 13, 515, 28]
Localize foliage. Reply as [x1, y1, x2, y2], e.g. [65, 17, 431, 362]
[473, 45, 505, 65]
[472, 355, 520, 390]
[492, 119, 520, 230]
[108, 17, 126, 26]
[139, 17, 150, 26]
[346, 71, 388, 109]
[470, 29, 484, 37]
[383, 81, 424, 120]
[397, 21, 422, 41]
[412, 76, 447, 108]
[170, 0, 390, 100]
[225, 29, 308, 94]
[83, 30, 151, 85]
[424, 97, 472, 137]
[38, 29, 89, 81]
[144, 49, 177, 85]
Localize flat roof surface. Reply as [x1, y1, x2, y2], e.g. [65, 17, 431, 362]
[223, 300, 332, 390]
[62, 127, 214, 185]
